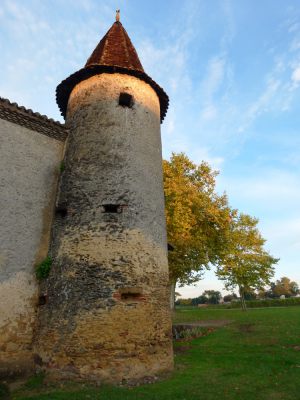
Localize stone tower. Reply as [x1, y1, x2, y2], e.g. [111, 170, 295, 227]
[35, 16, 173, 382]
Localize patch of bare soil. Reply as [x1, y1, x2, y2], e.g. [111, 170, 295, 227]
[284, 344, 300, 351]
[238, 323, 255, 333]
[174, 344, 192, 354]
[119, 375, 160, 387]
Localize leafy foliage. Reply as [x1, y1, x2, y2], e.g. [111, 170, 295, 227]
[35, 256, 52, 280]
[0, 383, 10, 399]
[59, 161, 65, 173]
[176, 290, 222, 306]
[243, 288, 257, 300]
[216, 213, 279, 310]
[24, 372, 45, 389]
[223, 293, 238, 302]
[202, 290, 222, 304]
[163, 153, 233, 286]
[267, 276, 300, 298]
[191, 295, 207, 305]
[213, 296, 300, 309]
[174, 326, 213, 340]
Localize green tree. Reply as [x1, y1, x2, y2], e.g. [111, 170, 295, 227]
[174, 291, 182, 302]
[223, 293, 238, 302]
[190, 290, 222, 305]
[243, 287, 257, 300]
[216, 213, 279, 310]
[202, 290, 222, 304]
[269, 277, 299, 298]
[191, 295, 207, 305]
[163, 153, 232, 308]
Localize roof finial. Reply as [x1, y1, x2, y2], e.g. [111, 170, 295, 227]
[116, 9, 120, 22]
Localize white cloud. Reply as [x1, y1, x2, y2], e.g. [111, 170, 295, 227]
[138, 35, 191, 98]
[0, 0, 118, 119]
[221, 0, 236, 48]
[238, 78, 281, 133]
[191, 147, 224, 170]
[263, 218, 300, 245]
[218, 169, 300, 211]
[259, 217, 300, 283]
[200, 104, 217, 121]
[288, 22, 299, 33]
[202, 56, 226, 101]
[223, 12, 300, 136]
[291, 65, 300, 82]
[289, 38, 300, 51]
[164, 108, 176, 135]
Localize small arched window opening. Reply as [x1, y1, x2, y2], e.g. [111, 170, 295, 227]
[119, 92, 134, 108]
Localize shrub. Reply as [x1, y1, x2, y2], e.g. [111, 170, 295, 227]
[24, 372, 45, 389]
[223, 293, 238, 302]
[211, 297, 300, 309]
[0, 383, 10, 399]
[35, 257, 52, 280]
[174, 326, 212, 340]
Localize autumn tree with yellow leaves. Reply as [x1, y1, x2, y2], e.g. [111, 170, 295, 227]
[163, 153, 233, 308]
[163, 153, 278, 310]
[216, 213, 279, 310]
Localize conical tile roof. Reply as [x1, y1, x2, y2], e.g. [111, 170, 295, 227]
[56, 19, 168, 122]
[85, 21, 144, 72]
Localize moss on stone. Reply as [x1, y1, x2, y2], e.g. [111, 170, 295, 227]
[35, 257, 52, 280]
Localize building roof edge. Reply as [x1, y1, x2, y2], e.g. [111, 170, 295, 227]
[0, 97, 67, 142]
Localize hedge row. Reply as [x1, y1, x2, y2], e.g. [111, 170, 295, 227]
[214, 297, 300, 309]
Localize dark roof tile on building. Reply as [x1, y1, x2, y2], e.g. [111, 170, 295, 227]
[0, 97, 67, 142]
[56, 20, 169, 123]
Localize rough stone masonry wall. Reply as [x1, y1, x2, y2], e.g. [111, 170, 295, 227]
[0, 118, 65, 377]
[36, 73, 173, 382]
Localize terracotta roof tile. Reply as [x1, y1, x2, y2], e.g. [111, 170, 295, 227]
[85, 22, 144, 72]
[56, 20, 169, 123]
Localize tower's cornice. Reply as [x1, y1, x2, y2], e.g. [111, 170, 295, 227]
[56, 64, 168, 122]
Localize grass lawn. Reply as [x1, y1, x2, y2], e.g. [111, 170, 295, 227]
[11, 306, 300, 400]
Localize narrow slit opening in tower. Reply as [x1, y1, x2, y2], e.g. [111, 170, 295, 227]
[168, 243, 174, 252]
[121, 292, 142, 301]
[38, 295, 47, 306]
[102, 204, 121, 213]
[55, 205, 68, 218]
[119, 92, 134, 108]
[119, 287, 143, 301]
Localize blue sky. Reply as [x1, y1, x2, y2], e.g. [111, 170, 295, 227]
[1, 0, 300, 297]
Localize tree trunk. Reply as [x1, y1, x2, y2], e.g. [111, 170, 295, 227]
[239, 286, 247, 311]
[170, 281, 176, 310]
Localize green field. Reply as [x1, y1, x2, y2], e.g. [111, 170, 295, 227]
[10, 306, 300, 400]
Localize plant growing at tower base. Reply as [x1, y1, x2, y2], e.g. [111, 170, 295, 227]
[35, 256, 52, 280]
